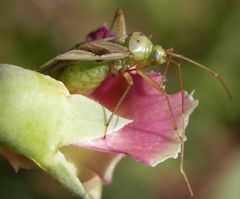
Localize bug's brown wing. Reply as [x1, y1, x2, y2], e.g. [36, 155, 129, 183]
[73, 40, 129, 55]
[38, 41, 130, 74]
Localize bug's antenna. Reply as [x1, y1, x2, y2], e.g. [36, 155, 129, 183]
[166, 51, 233, 100]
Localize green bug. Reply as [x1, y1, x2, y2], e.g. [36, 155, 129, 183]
[39, 9, 232, 196]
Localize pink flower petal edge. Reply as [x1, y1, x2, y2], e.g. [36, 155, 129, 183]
[78, 72, 198, 166]
[86, 25, 115, 41]
[61, 146, 123, 184]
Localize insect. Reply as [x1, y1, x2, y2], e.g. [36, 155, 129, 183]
[38, 9, 232, 196]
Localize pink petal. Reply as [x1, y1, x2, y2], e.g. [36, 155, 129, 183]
[83, 176, 102, 199]
[78, 72, 198, 166]
[61, 146, 123, 184]
[86, 25, 115, 41]
[0, 147, 36, 172]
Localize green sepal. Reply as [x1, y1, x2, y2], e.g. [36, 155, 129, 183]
[0, 64, 131, 198]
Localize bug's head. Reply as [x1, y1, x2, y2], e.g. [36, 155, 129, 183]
[151, 45, 167, 64]
[128, 32, 166, 64]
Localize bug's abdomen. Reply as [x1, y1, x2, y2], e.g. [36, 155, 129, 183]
[58, 63, 109, 95]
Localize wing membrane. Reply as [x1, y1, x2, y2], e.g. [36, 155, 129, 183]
[39, 41, 130, 73]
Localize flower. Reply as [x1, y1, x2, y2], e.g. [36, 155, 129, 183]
[0, 26, 198, 199]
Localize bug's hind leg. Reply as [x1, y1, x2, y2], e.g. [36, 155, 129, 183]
[168, 59, 194, 196]
[136, 69, 193, 196]
[111, 8, 127, 44]
[103, 72, 133, 138]
[156, 51, 189, 193]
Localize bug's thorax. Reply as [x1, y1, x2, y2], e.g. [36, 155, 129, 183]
[109, 59, 133, 76]
[127, 32, 153, 62]
[126, 32, 167, 65]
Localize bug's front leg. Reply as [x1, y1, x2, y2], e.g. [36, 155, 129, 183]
[103, 71, 133, 138]
[111, 8, 127, 44]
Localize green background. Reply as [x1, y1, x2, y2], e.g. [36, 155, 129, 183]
[0, 0, 239, 198]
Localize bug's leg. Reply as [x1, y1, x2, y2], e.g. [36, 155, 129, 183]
[176, 63, 194, 196]
[102, 106, 108, 130]
[179, 119, 194, 196]
[159, 48, 177, 88]
[159, 56, 171, 89]
[168, 59, 194, 196]
[103, 72, 133, 138]
[136, 70, 193, 196]
[111, 8, 127, 44]
[136, 70, 183, 141]
[168, 59, 185, 112]
[102, 105, 120, 136]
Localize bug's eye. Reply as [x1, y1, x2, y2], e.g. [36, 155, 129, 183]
[152, 45, 166, 64]
[153, 50, 160, 60]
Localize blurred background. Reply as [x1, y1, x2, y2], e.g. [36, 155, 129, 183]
[0, 0, 239, 198]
